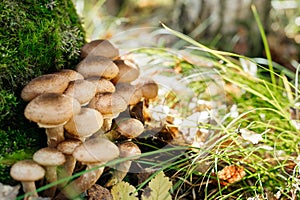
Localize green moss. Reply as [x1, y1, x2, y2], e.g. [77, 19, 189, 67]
[0, 0, 85, 184]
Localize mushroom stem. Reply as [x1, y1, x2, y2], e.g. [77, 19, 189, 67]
[43, 166, 59, 197]
[46, 126, 65, 148]
[22, 181, 39, 198]
[58, 163, 105, 199]
[105, 160, 132, 187]
[102, 118, 113, 132]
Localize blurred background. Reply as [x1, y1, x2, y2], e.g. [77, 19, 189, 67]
[72, 0, 300, 72]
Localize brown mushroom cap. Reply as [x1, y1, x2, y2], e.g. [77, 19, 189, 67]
[21, 74, 70, 101]
[64, 108, 103, 139]
[115, 83, 143, 105]
[24, 93, 81, 128]
[76, 56, 119, 80]
[64, 79, 97, 105]
[55, 69, 84, 81]
[111, 59, 140, 84]
[86, 77, 116, 93]
[88, 93, 127, 116]
[80, 39, 119, 59]
[73, 137, 119, 163]
[116, 118, 144, 138]
[118, 142, 141, 158]
[136, 79, 159, 99]
[33, 147, 66, 166]
[57, 139, 82, 155]
[10, 160, 45, 182]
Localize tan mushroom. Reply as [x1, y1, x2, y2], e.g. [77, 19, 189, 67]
[76, 56, 119, 80]
[64, 79, 97, 106]
[55, 69, 84, 81]
[89, 93, 128, 131]
[135, 79, 159, 99]
[115, 118, 144, 138]
[33, 147, 66, 197]
[57, 139, 82, 176]
[10, 160, 45, 198]
[21, 74, 70, 101]
[106, 141, 141, 187]
[80, 39, 119, 60]
[115, 83, 143, 105]
[111, 59, 140, 84]
[64, 108, 103, 141]
[58, 138, 119, 199]
[86, 77, 116, 93]
[24, 93, 81, 147]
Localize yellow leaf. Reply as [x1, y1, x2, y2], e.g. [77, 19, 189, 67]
[111, 181, 138, 200]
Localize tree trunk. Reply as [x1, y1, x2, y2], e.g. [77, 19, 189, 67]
[171, 0, 271, 56]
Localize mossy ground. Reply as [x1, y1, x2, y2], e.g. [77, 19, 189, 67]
[0, 0, 85, 184]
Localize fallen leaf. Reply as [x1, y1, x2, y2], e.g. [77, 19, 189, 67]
[240, 128, 263, 144]
[217, 165, 246, 185]
[0, 183, 20, 200]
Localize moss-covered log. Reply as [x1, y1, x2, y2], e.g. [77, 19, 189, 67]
[0, 0, 85, 184]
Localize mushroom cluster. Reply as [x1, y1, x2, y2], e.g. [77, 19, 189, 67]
[10, 39, 159, 199]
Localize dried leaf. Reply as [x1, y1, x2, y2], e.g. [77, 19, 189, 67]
[142, 171, 172, 200]
[0, 183, 20, 200]
[111, 181, 138, 200]
[88, 184, 113, 200]
[218, 165, 246, 185]
[240, 128, 263, 144]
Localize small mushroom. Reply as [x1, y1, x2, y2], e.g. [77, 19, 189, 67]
[24, 93, 81, 147]
[80, 39, 119, 59]
[115, 118, 144, 138]
[115, 83, 143, 105]
[89, 93, 128, 131]
[64, 79, 97, 106]
[136, 79, 159, 99]
[111, 59, 140, 84]
[33, 147, 66, 197]
[10, 160, 45, 198]
[86, 77, 116, 93]
[57, 139, 82, 187]
[106, 141, 141, 187]
[76, 56, 119, 80]
[21, 74, 70, 101]
[64, 108, 103, 141]
[58, 138, 119, 199]
[55, 69, 84, 81]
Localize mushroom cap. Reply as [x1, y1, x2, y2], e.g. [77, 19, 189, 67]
[116, 118, 144, 138]
[115, 83, 143, 105]
[86, 77, 115, 93]
[111, 59, 140, 84]
[10, 160, 45, 182]
[118, 142, 141, 158]
[24, 93, 81, 127]
[73, 137, 119, 163]
[136, 79, 159, 99]
[55, 69, 84, 81]
[64, 79, 97, 106]
[57, 139, 82, 155]
[88, 93, 127, 116]
[64, 108, 104, 139]
[76, 56, 119, 80]
[21, 74, 70, 101]
[33, 147, 66, 166]
[80, 39, 119, 59]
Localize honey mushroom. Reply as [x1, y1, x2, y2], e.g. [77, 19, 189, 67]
[106, 141, 141, 187]
[56, 137, 119, 199]
[24, 93, 81, 147]
[10, 160, 45, 198]
[64, 108, 103, 142]
[33, 147, 66, 198]
[80, 39, 119, 60]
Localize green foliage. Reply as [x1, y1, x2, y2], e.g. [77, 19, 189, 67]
[111, 171, 172, 200]
[0, 0, 85, 184]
